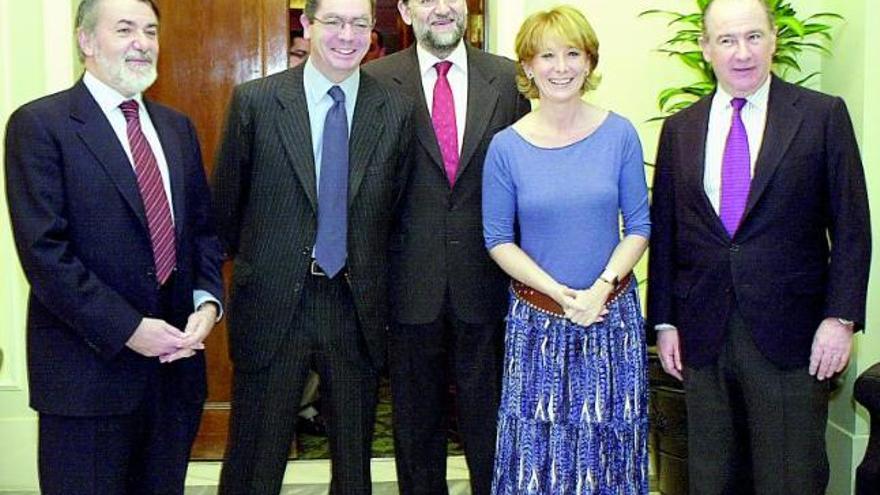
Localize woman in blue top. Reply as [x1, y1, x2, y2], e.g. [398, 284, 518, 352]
[482, 6, 651, 494]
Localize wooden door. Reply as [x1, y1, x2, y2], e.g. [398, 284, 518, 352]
[146, 0, 289, 460]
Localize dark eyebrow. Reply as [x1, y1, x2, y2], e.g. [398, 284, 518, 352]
[114, 19, 159, 29]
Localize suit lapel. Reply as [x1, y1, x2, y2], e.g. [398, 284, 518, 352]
[679, 96, 722, 232]
[742, 76, 802, 220]
[146, 101, 186, 237]
[397, 46, 447, 175]
[275, 67, 318, 211]
[70, 81, 148, 229]
[348, 73, 385, 205]
[458, 46, 499, 179]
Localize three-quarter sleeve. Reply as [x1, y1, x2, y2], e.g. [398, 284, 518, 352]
[482, 135, 517, 250]
[618, 124, 651, 239]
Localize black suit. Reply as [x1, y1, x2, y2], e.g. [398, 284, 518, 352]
[213, 65, 412, 494]
[364, 44, 529, 495]
[648, 76, 871, 493]
[4, 79, 224, 494]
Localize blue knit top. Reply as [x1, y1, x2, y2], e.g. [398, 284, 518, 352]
[482, 112, 651, 290]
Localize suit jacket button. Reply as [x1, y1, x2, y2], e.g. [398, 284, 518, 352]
[729, 244, 740, 252]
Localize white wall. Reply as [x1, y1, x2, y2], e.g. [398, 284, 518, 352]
[0, 0, 75, 488]
[820, 1, 879, 493]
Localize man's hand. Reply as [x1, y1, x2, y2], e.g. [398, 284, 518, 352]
[809, 317, 853, 381]
[657, 329, 683, 381]
[126, 318, 186, 357]
[160, 303, 218, 363]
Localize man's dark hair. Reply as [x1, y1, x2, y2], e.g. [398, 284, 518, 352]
[303, 0, 376, 21]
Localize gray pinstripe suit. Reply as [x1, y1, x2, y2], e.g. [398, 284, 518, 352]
[213, 64, 412, 494]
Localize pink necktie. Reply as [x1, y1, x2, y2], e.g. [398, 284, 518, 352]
[432, 61, 459, 186]
[120, 100, 177, 284]
[719, 97, 751, 237]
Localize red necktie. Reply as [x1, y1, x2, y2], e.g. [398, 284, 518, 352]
[432, 61, 459, 186]
[120, 100, 176, 284]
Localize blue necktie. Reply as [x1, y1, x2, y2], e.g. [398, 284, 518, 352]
[314, 86, 348, 278]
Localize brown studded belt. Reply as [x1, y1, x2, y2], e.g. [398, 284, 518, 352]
[511, 273, 633, 318]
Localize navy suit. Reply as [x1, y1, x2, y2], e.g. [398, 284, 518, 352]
[648, 76, 870, 368]
[648, 76, 871, 493]
[4, 79, 223, 494]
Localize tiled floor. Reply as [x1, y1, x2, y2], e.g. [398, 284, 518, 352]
[183, 456, 473, 495]
[182, 457, 660, 494]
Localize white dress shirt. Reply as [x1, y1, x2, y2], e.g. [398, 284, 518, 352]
[303, 58, 359, 190]
[416, 40, 468, 154]
[703, 76, 770, 212]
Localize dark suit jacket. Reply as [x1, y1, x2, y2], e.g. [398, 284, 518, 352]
[212, 66, 412, 372]
[647, 75, 871, 369]
[4, 79, 224, 416]
[364, 44, 530, 325]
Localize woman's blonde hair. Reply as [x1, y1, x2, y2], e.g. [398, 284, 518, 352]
[514, 5, 601, 99]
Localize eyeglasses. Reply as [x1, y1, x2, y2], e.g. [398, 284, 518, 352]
[412, 0, 462, 7]
[312, 16, 374, 34]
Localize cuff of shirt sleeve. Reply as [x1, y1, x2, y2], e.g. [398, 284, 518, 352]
[655, 323, 677, 332]
[194, 290, 223, 322]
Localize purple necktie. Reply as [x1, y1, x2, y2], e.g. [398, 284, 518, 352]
[719, 97, 751, 237]
[432, 61, 459, 186]
[120, 100, 176, 284]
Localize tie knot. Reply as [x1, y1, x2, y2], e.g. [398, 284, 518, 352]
[731, 97, 747, 112]
[435, 60, 452, 78]
[328, 86, 345, 104]
[120, 99, 140, 121]
[120, 100, 140, 122]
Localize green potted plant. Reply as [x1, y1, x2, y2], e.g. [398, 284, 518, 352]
[640, 0, 842, 116]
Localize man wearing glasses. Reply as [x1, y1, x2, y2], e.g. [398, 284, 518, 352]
[213, 0, 412, 492]
[365, 1, 529, 493]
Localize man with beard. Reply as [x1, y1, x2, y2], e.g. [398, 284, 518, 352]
[213, 0, 412, 493]
[364, 1, 529, 493]
[3, 0, 224, 493]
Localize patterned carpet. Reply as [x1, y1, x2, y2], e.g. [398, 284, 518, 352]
[296, 376, 465, 459]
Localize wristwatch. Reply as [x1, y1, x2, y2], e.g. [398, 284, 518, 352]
[598, 268, 619, 287]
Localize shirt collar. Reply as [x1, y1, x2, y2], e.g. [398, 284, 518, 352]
[416, 39, 468, 79]
[83, 70, 146, 114]
[303, 58, 360, 107]
[712, 74, 771, 113]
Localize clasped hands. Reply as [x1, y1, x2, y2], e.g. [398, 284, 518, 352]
[125, 303, 219, 363]
[553, 283, 612, 327]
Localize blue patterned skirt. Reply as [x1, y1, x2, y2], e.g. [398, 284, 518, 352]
[491, 284, 648, 495]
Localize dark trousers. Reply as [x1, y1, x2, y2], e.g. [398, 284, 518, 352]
[219, 274, 378, 495]
[684, 309, 830, 495]
[38, 366, 203, 495]
[390, 309, 503, 495]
